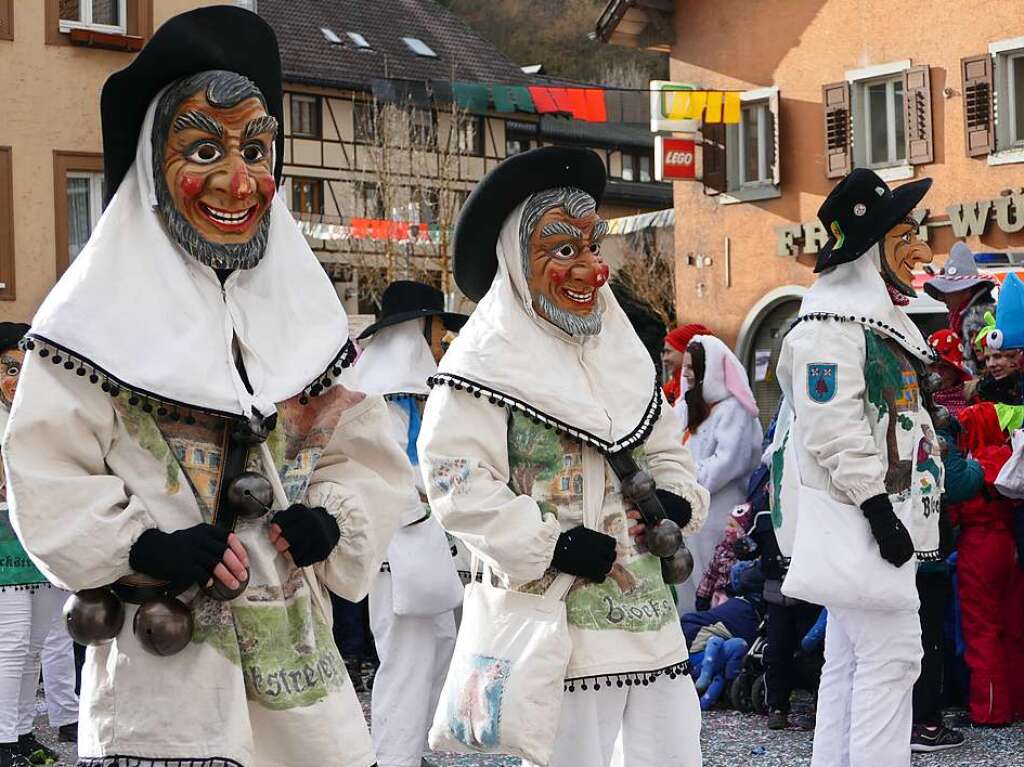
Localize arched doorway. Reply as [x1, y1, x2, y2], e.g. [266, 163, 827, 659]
[737, 287, 805, 429]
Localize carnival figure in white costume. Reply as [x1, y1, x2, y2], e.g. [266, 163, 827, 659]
[351, 281, 468, 767]
[3, 8, 416, 767]
[776, 168, 941, 767]
[418, 146, 710, 767]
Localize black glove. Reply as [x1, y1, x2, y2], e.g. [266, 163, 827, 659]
[694, 595, 712, 612]
[129, 524, 229, 587]
[656, 489, 692, 529]
[550, 526, 616, 582]
[861, 495, 914, 568]
[272, 504, 341, 567]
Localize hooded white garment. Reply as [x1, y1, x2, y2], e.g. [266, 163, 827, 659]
[435, 201, 660, 452]
[419, 202, 710, 682]
[775, 246, 941, 595]
[352, 321, 461, 767]
[349, 320, 436, 398]
[674, 335, 763, 612]
[29, 91, 350, 418]
[798, 245, 934, 364]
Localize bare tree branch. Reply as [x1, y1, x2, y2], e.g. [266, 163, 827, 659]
[611, 229, 676, 329]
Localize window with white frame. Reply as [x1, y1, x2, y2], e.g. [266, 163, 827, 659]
[990, 41, 1024, 152]
[738, 102, 772, 185]
[410, 108, 435, 148]
[290, 94, 321, 139]
[861, 76, 906, 168]
[710, 86, 780, 200]
[1009, 52, 1024, 146]
[59, 0, 127, 34]
[66, 172, 104, 263]
[619, 150, 653, 182]
[457, 115, 484, 155]
[845, 61, 911, 172]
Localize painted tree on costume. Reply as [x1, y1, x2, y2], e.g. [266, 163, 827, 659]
[864, 330, 914, 494]
[507, 416, 564, 510]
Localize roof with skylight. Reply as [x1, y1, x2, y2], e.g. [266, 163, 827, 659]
[402, 37, 437, 57]
[347, 31, 371, 49]
[320, 27, 342, 44]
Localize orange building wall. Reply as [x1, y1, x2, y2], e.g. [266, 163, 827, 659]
[668, 0, 1024, 347]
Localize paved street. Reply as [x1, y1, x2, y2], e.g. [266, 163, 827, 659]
[34, 690, 1024, 766]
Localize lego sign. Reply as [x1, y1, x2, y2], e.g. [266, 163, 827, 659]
[655, 136, 696, 181]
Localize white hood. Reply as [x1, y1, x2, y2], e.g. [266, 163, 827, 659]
[28, 92, 350, 418]
[798, 245, 934, 364]
[350, 319, 436, 398]
[435, 200, 660, 453]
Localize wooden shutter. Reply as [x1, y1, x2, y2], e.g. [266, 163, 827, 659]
[962, 54, 995, 157]
[903, 65, 933, 165]
[822, 81, 851, 178]
[701, 121, 727, 194]
[768, 88, 781, 185]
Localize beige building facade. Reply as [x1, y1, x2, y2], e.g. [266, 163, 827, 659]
[0, 0, 237, 322]
[599, 0, 1024, 421]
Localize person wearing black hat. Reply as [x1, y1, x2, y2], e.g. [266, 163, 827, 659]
[350, 281, 467, 767]
[3, 8, 417, 767]
[775, 168, 944, 767]
[418, 147, 710, 766]
[0, 322, 79, 767]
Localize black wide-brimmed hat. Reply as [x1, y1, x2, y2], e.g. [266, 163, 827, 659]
[453, 146, 607, 301]
[100, 5, 283, 205]
[357, 281, 469, 340]
[814, 168, 932, 273]
[0, 322, 30, 354]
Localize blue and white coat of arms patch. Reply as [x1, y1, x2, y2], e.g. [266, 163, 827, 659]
[807, 363, 838, 403]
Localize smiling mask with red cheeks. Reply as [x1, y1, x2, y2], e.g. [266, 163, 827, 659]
[526, 207, 609, 335]
[162, 91, 276, 249]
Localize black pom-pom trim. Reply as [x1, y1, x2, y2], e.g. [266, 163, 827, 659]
[296, 339, 358, 406]
[793, 312, 935, 361]
[23, 334, 232, 425]
[427, 373, 662, 456]
[563, 660, 691, 693]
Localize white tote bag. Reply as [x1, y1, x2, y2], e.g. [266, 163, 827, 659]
[387, 514, 465, 617]
[782, 486, 918, 611]
[995, 429, 1024, 500]
[428, 558, 574, 766]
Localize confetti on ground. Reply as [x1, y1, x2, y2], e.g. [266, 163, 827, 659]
[32, 690, 1024, 766]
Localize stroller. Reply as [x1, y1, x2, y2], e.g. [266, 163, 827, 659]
[728, 506, 826, 715]
[729, 619, 824, 714]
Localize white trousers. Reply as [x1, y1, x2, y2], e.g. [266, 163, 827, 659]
[0, 587, 79, 742]
[811, 605, 921, 767]
[523, 674, 703, 767]
[369, 572, 457, 767]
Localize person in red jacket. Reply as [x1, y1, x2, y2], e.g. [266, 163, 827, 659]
[953, 402, 1024, 724]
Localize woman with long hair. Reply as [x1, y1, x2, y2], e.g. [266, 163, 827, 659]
[675, 336, 763, 613]
[661, 324, 711, 406]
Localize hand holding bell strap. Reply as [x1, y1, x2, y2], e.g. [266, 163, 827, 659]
[605, 450, 664, 525]
[271, 505, 341, 567]
[128, 524, 229, 588]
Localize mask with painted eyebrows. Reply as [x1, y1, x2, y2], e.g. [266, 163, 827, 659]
[520, 187, 609, 336]
[153, 70, 279, 270]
